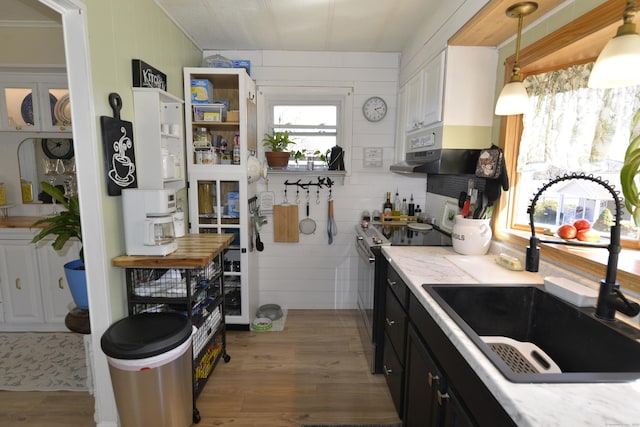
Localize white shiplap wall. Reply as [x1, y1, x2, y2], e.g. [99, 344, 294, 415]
[203, 50, 427, 310]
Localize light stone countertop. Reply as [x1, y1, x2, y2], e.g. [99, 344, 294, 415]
[382, 245, 640, 427]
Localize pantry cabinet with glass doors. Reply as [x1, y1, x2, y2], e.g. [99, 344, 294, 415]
[184, 67, 258, 329]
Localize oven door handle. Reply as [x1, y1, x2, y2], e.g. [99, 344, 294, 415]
[356, 238, 376, 263]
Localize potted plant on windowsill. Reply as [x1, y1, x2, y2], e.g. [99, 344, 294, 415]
[263, 131, 296, 168]
[31, 181, 87, 311]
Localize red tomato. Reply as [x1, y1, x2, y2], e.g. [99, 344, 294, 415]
[573, 219, 591, 231]
[557, 224, 577, 239]
[577, 229, 599, 242]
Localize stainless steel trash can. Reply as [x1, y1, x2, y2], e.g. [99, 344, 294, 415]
[101, 312, 193, 427]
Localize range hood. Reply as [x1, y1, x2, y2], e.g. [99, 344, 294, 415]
[390, 149, 481, 174]
[390, 124, 489, 175]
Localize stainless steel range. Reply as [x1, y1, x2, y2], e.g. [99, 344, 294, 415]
[355, 221, 452, 373]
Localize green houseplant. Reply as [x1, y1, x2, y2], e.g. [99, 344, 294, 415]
[31, 181, 87, 310]
[263, 131, 296, 168]
[621, 109, 640, 226]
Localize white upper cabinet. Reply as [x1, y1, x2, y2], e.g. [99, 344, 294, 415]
[0, 73, 71, 133]
[401, 46, 497, 134]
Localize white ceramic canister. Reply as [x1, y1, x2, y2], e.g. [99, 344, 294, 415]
[161, 148, 173, 179]
[451, 214, 492, 255]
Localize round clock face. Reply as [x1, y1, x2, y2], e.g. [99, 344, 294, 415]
[42, 138, 74, 160]
[362, 96, 387, 122]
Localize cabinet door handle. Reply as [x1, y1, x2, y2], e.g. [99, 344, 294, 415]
[385, 317, 395, 326]
[15, 278, 21, 289]
[58, 277, 64, 289]
[437, 390, 450, 406]
[387, 279, 396, 287]
[428, 372, 440, 387]
[383, 364, 392, 376]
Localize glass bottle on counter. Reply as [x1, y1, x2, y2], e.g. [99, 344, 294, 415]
[392, 189, 401, 217]
[383, 192, 393, 221]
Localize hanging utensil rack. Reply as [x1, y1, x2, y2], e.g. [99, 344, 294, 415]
[283, 177, 334, 190]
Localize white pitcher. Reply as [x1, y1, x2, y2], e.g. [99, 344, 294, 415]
[451, 215, 492, 255]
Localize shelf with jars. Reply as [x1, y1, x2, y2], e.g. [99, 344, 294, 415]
[132, 88, 185, 190]
[183, 68, 256, 169]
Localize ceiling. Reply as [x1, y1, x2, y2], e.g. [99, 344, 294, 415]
[4, 0, 602, 54]
[153, 0, 568, 52]
[154, 0, 453, 52]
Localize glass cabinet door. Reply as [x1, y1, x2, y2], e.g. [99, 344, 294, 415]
[41, 85, 71, 131]
[195, 179, 242, 316]
[2, 84, 37, 131]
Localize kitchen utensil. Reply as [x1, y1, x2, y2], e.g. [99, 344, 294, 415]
[250, 206, 265, 252]
[100, 93, 138, 195]
[327, 199, 338, 244]
[273, 204, 299, 242]
[299, 194, 317, 235]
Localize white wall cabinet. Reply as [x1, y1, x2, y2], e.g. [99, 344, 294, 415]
[132, 88, 185, 190]
[404, 51, 445, 133]
[0, 229, 79, 331]
[400, 46, 497, 135]
[184, 68, 258, 329]
[0, 73, 71, 132]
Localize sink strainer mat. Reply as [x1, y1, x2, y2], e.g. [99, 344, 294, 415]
[481, 336, 561, 374]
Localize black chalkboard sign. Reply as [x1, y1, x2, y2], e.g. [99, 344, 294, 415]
[100, 93, 137, 196]
[132, 59, 167, 91]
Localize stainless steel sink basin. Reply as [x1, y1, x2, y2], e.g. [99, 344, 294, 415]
[423, 284, 640, 383]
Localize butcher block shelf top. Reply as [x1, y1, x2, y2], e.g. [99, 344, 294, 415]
[0, 216, 48, 229]
[112, 234, 233, 268]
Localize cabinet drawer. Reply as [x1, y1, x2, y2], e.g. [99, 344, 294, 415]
[386, 266, 408, 308]
[383, 332, 404, 417]
[385, 286, 407, 359]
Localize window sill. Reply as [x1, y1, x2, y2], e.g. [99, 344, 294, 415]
[497, 230, 640, 296]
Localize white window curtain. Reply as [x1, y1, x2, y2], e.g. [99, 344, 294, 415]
[517, 62, 640, 173]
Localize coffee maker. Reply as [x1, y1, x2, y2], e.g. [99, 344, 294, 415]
[122, 189, 178, 256]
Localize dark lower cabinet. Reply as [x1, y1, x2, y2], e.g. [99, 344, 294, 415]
[403, 323, 444, 426]
[442, 386, 476, 427]
[383, 333, 404, 414]
[381, 264, 514, 426]
[404, 323, 475, 427]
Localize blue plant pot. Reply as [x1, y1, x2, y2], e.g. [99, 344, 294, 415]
[64, 259, 88, 310]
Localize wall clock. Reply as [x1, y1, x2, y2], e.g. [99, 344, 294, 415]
[42, 138, 74, 160]
[362, 96, 387, 122]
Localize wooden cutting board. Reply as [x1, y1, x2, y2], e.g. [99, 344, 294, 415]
[273, 204, 299, 242]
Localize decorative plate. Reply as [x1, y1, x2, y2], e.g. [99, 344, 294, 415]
[21, 93, 57, 125]
[54, 94, 72, 125]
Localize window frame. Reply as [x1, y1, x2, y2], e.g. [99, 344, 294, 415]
[258, 86, 353, 172]
[494, 1, 640, 295]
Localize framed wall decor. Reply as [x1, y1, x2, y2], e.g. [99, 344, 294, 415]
[440, 199, 459, 233]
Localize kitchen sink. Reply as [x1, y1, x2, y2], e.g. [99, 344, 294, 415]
[422, 284, 640, 383]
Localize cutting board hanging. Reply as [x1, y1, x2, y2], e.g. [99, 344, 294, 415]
[273, 204, 299, 242]
[100, 93, 137, 196]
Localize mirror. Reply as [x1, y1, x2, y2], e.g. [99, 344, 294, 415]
[18, 138, 75, 203]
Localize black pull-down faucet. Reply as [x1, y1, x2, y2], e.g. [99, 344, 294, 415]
[525, 173, 640, 321]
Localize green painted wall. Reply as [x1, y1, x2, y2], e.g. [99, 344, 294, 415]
[84, 0, 201, 318]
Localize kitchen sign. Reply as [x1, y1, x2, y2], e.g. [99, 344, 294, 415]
[100, 93, 138, 196]
[132, 59, 167, 91]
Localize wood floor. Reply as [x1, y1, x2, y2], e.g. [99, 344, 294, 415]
[0, 310, 400, 427]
